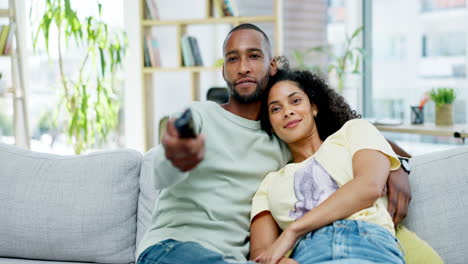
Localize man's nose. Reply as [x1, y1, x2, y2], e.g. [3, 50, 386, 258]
[238, 59, 251, 75]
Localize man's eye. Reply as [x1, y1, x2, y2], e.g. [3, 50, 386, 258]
[227, 57, 237, 62]
[251, 54, 261, 59]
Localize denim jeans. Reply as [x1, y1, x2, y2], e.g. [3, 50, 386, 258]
[291, 220, 405, 264]
[137, 239, 255, 264]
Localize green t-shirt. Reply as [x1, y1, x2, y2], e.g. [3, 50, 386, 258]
[138, 101, 291, 261]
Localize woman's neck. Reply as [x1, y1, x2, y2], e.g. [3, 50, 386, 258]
[288, 128, 323, 163]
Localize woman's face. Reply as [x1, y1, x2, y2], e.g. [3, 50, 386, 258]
[267, 80, 318, 144]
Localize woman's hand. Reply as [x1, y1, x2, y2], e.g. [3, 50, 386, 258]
[254, 228, 299, 264]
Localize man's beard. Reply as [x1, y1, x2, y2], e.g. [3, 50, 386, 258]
[228, 74, 270, 104]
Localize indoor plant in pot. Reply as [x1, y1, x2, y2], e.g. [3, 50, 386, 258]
[430, 87, 456, 126]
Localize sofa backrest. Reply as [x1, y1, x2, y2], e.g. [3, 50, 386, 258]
[403, 145, 468, 263]
[136, 147, 159, 257]
[0, 143, 142, 264]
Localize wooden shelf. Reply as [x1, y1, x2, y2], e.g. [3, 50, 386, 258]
[375, 123, 468, 139]
[141, 16, 277, 26]
[0, 87, 14, 97]
[143, 66, 222, 73]
[0, 9, 9, 17]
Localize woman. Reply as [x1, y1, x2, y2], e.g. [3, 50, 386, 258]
[250, 69, 405, 264]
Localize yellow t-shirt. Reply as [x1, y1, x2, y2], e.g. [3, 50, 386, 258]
[251, 119, 401, 235]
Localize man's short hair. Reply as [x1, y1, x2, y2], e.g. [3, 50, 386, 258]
[223, 23, 271, 50]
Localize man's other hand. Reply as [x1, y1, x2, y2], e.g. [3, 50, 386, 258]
[387, 167, 411, 225]
[162, 119, 205, 172]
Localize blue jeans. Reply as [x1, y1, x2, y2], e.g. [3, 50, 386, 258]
[291, 220, 405, 264]
[137, 239, 255, 264]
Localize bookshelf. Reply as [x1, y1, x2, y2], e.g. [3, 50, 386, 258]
[139, 0, 283, 150]
[0, 0, 30, 148]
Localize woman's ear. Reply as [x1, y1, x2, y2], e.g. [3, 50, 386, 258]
[312, 104, 318, 117]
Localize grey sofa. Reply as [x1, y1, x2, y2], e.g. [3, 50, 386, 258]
[0, 142, 467, 263]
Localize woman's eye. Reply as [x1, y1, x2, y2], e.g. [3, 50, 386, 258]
[292, 98, 302, 104]
[271, 106, 280, 113]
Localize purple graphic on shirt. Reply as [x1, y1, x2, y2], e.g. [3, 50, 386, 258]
[289, 158, 339, 220]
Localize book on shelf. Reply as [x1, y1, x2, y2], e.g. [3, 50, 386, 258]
[0, 25, 10, 55]
[143, 36, 151, 67]
[145, 0, 160, 20]
[144, 33, 161, 67]
[3, 24, 15, 55]
[181, 35, 203, 67]
[188, 36, 203, 66]
[181, 35, 195, 67]
[213, 0, 238, 17]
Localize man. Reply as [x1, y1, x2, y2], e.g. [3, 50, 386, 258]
[137, 24, 418, 264]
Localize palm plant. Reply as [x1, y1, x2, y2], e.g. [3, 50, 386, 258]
[293, 26, 364, 93]
[31, 0, 127, 154]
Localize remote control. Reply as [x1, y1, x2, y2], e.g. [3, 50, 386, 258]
[174, 108, 197, 138]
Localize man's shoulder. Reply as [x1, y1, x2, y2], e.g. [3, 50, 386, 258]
[189, 101, 219, 113]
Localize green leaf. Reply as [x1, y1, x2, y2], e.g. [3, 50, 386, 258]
[352, 56, 360, 74]
[99, 48, 106, 77]
[351, 26, 363, 40]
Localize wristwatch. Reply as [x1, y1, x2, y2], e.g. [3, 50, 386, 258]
[398, 157, 411, 174]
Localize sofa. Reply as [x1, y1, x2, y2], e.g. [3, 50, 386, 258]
[0, 142, 467, 264]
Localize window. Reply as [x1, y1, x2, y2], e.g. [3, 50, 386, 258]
[25, 0, 125, 154]
[363, 0, 468, 153]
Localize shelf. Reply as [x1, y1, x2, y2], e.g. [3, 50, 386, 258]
[142, 16, 277, 26]
[375, 123, 468, 139]
[0, 9, 8, 17]
[0, 87, 14, 97]
[143, 66, 222, 73]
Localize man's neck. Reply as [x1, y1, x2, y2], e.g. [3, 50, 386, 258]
[221, 100, 262, 121]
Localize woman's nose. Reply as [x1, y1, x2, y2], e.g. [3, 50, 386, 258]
[284, 112, 294, 118]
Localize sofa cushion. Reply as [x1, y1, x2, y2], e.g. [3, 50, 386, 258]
[0, 143, 142, 264]
[136, 147, 159, 258]
[0, 258, 90, 264]
[403, 146, 468, 264]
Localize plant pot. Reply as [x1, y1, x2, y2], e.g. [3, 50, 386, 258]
[435, 104, 453, 126]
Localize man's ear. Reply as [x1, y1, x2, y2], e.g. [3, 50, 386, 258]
[270, 57, 278, 76]
[222, 64, 226, 81]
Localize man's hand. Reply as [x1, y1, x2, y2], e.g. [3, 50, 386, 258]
[162, 119, 205, 172]
[387, 167, 411, 225]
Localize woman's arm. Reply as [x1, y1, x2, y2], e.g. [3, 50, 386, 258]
[254, 149, 390, 264]
[250, 211, 299, 264]
[250, 211, 281, 259]
[289, 148, 390, 236]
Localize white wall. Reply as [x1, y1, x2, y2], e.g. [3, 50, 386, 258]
[123, 0, 328, 151]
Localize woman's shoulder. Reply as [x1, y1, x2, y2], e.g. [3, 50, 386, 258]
[336, 118, 376, 135]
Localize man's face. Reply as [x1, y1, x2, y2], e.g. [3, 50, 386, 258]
[222, 29, 276, 104]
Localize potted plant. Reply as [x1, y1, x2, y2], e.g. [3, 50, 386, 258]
[31, 0, 127, 154]
[293, 26, 364, 93]
[430, 87, 456, 126]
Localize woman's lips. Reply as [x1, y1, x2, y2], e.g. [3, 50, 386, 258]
[284, 119, 301, 128]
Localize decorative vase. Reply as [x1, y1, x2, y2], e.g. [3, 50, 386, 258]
[435, 104, 453, 126]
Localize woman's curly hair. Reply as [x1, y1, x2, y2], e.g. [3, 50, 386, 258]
[260, 67, 361, 142]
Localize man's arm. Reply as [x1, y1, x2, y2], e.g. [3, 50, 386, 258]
[386, 139, 412, 225]
[152, 119, 205, 190]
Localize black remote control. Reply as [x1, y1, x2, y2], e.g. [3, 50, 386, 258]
[174, 108, 197, 138]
